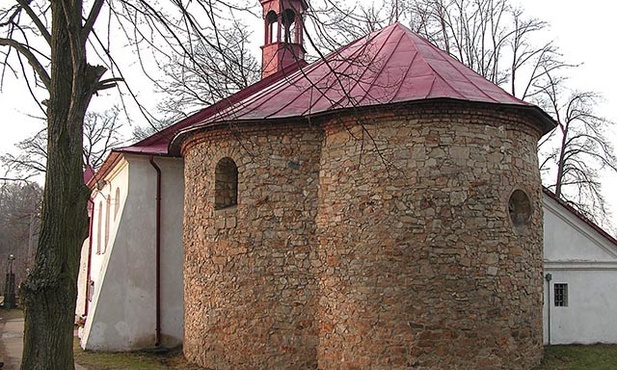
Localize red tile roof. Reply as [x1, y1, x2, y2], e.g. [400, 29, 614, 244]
[83, 165, 95, 184]
[168, 22, 555, 151]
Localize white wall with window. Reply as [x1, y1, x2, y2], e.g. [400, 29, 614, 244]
[76, 154, 185, 351]
[543, 191, 617, 345]
[76, 159, 129, 323]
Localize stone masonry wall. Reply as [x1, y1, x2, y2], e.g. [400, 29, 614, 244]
[316, 103, 545, 369]
[181, 101, 546, 369]
[182, 124, 323, 369]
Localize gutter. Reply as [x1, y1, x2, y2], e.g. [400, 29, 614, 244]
[149, 156, 162, 347]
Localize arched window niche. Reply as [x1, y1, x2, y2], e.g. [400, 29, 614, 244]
[282, 9, 297, 44]
[266, 10, 279, 44]
[215, 157, 238, 210]
[508, 188, 532, 233]
[104, 195, 111, 252]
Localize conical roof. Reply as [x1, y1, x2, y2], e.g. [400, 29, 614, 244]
[171, 22, 554, 138]
[93, 22, 555, 187]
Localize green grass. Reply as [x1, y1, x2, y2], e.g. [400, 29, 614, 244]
[76, 343, 617, 370]
[536, 344, 617, 370]
[73, 340, 169, 370]
[73, 340, 207, 370]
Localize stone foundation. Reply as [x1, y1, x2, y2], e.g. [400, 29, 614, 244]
[182, 102, 545, 369]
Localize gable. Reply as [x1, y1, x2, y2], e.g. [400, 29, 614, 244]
[543, 192, 617, 262]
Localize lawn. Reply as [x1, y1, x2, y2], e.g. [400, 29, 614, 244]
[536, 344, 617, 370]
[73, 341, 206, 370]
[3, 307, 617, 370]
[72, 342, 617, 370]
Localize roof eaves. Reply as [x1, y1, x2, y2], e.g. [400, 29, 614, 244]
[123, 61, 308, 153]
[86, 151, 122, 190]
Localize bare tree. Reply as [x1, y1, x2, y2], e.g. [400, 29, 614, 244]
[132, 115, 177, 141]
[0, 0, 254, 368]
[156, 20, 261, 119]
[1, 108, 123, 179]
[1, 0, 111, 367]
[0, 181, 42, 286]
[0, 129, 47, 180]
[82, 108, 125, 169]
[537, 75, 617, 228]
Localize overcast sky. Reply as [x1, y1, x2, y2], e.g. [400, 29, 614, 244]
[1, 0, 616, 223]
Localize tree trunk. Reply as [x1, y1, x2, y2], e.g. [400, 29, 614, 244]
[19, 0, 96, 368]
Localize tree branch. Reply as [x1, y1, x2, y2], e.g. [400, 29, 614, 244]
[16, 0, 52, 45]
[82, 0, 105, 39]
[0, 37, 50, 89]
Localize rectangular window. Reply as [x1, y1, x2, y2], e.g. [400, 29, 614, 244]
[554, 283, 568, 307]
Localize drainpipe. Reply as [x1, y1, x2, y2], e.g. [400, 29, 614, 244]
[85, 198, 95, 317]
[545, 273, 552, 345]
[149, 156, 162, 347]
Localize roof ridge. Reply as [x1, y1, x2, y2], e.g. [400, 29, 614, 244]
[391, 41, 419, 101]
[409, 29, 527, 105]
[271, 45, 369, 117]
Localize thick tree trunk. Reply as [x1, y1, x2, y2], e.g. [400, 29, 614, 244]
[19, 0, 96, 368]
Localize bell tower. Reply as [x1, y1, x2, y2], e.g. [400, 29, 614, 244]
[260, 0, 307, 79]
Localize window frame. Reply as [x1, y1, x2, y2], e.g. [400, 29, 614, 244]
[554, 283, 568, 307]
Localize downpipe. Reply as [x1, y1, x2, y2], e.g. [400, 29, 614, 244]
[149, 156, 162, 347]
[545, 272, 552, 345]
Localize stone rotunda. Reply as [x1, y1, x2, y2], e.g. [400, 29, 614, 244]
[171, 1, 556, 368]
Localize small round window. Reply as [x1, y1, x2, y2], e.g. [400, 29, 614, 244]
[508, 189, 531, 231]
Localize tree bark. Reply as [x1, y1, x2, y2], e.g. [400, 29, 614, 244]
[19, 0, 98, 368]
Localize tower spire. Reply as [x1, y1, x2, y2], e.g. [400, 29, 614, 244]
[260, 0, 307, 79]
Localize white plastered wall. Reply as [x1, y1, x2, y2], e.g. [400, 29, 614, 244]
[78, 154, 184, 351]
[76, 160, 129, 324]
[543, 193, 617, 344]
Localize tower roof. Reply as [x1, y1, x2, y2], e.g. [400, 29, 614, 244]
[170, 22, 555, 150]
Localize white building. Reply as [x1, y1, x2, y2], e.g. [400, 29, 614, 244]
[76, 152, 184, 351]
[543, 189, 617, 345]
